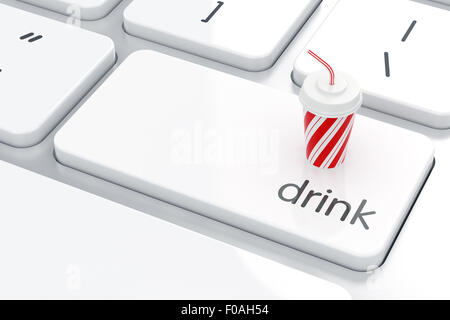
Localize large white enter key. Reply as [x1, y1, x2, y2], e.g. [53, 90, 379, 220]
[54, 51, 434, 271]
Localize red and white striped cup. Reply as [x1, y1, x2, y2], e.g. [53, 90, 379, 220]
[299, 70, 362, 169]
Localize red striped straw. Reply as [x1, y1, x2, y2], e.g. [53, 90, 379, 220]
[308, 50, 335, 86]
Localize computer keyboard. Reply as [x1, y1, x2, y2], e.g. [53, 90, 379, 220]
[0, 0, 449, 298]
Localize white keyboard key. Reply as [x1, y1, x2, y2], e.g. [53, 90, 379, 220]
[0, 4, 115, 147]
[293, 0, 450, 129]
[19, 0, 122, 20]
[123, 0, 320, 71]
[54, 51, 434, 271]
[0, 160, 349, 299]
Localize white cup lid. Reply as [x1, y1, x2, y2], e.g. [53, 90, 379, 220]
[299, 70, 363, 118]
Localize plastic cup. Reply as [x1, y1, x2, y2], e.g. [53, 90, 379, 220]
[299, 70, 362, 169]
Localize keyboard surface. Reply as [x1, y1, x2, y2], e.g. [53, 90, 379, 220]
[1, 0, 450, 299]
[0, 160, 350, 299]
